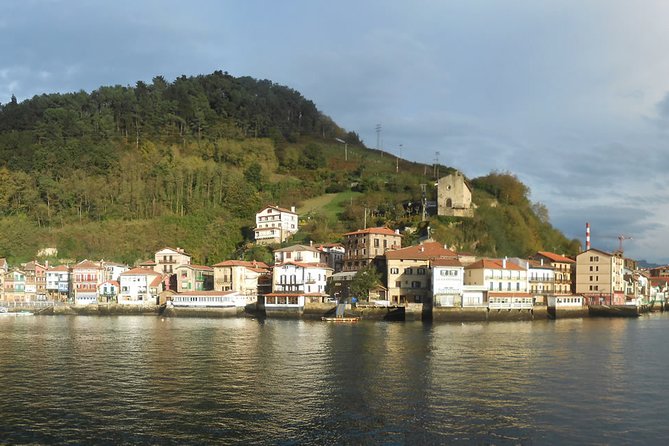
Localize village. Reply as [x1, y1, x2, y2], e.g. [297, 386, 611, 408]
[1, 172, 667, 320]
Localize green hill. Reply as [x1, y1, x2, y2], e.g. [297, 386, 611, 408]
[0, 71, 580, 265]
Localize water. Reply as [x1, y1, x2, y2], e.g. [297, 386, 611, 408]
[1, 314, 668, 444]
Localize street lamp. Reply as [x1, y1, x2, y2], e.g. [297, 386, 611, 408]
[335, 138, 348, 161]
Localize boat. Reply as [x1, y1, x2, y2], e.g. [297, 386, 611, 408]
[322, 303, 360, 322]
[0, 306, 7, 313]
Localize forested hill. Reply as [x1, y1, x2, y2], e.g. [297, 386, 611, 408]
[0, 71, 580, 265]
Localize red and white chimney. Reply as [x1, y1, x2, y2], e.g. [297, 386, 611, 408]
[585, 222, 591, 251]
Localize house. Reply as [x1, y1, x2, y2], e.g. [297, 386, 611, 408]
[212, 260, 271, 296]
[437, 171, 474, 217]
[509, 257, 555, 300]
[118, 268, 164, 305]
[154, 247, 192, 275]
[465, 258, 528, 293]
[22, 261, 47, 301]
[98, 280, 119, 302]
[272, 261, 331, 297]
[274, 244, 325, 264]
[46, 265, 71, 301]
[169, 290, 252, 308]
[385, 241, 458, 305]
[4, 269, 26, 302]
[175, 264, 214, 292]
[254, 205, 299, 245]
[102, 261, 129, 282]
[575, 249, 625, 305]
[342, 227, 402, 272]
[72, 260, 104, 305]
[530, 251, 575, 294]
[431, 258, 465, 307]
[316, 243, 345, 273]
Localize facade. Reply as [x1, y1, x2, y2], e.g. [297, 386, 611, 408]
[316, 243, 345, 273]
[437, 171, 474, 217]
[98, 281, 119, 302]
[4, 269, 26, 302]
[154, 247, 192, 275]
[254, 205, 299, 245]
[170, 290, 252, 308]
[102, 262, 129, 282]
[575, 249, 625, 305]
[342, 227, 402, 272]
[464, 258, 529, 295]
[431, 258, 465, 307]
[46, 265, 71, 301]
[118, 268, 164, 305]
[272, 261, 332, 297]
[72, 260, 104, 305]
[530, 251, 575, 294]
[273, 244, 324, 264]
[212, 260, 271, 296]
[385, 241, 458, 305]
[509, 258, 554, 298]
[175, 264, 214, 292]
[23, 261, 47, 301]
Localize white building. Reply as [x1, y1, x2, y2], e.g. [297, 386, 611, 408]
[254, 205, 299, 245]
[46, 265, 71, 300]
[431, 258, 465, 307]
[102, 262, 129, 282]
[272, 261, 332, 296]
[118, 268, 164, 305]
[273, 244, 324, 265]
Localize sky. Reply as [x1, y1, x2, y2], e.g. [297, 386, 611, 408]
[3, 0, 669, 262]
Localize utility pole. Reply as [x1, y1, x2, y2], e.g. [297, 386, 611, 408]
[420, 184, 427, 221]
[396, 144, 403, 173]
[376, 124, 382, 153]
[433, 151, 440, 180]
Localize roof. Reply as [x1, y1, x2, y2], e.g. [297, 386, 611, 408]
[465, 259, 526, 271]
[120, 267, 161, 276]
[175, 264, 213, 271]
[213, 260, 270, 269]
[577, 248, 616, 258]
[527, 259, 555, 270]
[138, 259, 157, 266]
[343, 227, 401, 237]
[73, 259, 101, 270]
[431, 258, 463, 267]
[331, 271, 358, 280]
[385, 241, 457, 261]
[98, 280, 119, 288]
[48, 265, 70, 272]
[259, 205, 296, 214]
[150, 275, 165, 287]
[535, 251, 575, 264]
[274, 244, 320, 253]
[155, 247, 191, 256]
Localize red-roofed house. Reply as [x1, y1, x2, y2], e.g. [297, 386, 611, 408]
[385, 241, 458, 305]
[98, 281, 120, 302]
[154, 247, 191, 275]
[46, 265, 71, 301]
[465, 258, 532, 308]
[530, 251, 576, 294]
[175, 264, 214, 292]
[118, 268, 164, 305]
[254, 205, 299, 245]
[73, 260, 104, 305]
[342, 227, 402, 272]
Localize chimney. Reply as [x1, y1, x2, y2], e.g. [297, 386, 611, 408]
[291, 206, 296, 213]
[502, 257, 507, 268]
[540, 258, 544, 266]
[585, 222, 591, 251]
[310, 240, 313, 247]
[395, 229, 400, 234]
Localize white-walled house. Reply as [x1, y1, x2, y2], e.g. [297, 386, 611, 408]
[254, 205, 299, 245]
[118, 268, 164, 305]
[98, 280, 119, 302]
[272, 261, 331, 296]
[46, 265, 71, 300]
[273, 244, 325, 265]
[102, 262, 129, 282]
[431, 258, 465, 307]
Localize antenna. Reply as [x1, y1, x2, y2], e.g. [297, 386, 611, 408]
[433, 151, 440, 180]
[396, 144, 403, 173]
[375, 124, 382, 152]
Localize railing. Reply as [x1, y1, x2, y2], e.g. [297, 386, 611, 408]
[0, 300, 68, 309]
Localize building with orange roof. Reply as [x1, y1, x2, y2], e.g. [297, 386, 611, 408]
[385, 241, 458, 305]
[118, 267, 165, 305]
[342, 226, 402, 272]
[72, 259, 104, 305]
[271, 260, 332, 299]
[175, 264, 214, 292]
[254, 205, 299, 245]
[98, 280, 120, 302]
[464, 258, 529, 295]
[530, 251, 576, 294]
[46, 265, 71, 301]
[154, 247, 191, 275]
[22, 261, 47, 301]
[212, 260, 271, 296]
[575, 248, 625, 305]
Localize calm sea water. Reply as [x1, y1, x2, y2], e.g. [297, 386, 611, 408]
[1, 314, 668, 445]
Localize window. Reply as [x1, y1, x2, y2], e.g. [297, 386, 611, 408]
[417, 268, 426, 275]
[411, 281, 421, 289]
[405, 268, 413, 275]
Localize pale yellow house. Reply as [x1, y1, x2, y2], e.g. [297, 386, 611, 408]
[530, 251, 575, 295]
[213, 260, 271, 296]
[575, 248, 625, 305]
[464, 258, 529, 294]
[154, 247, 192, 275]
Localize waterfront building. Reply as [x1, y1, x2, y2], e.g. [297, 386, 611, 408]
[154, 247, 191, 275]
[212, 260, 271, 296]
[530, 251, 575, 294]
[437, 171, 474, 217]
[575, 249, 625, 305]
[169, 290, 252, 308]
[271, 261, 331, 297]
[4, 269, 26, 302]
[23, 261, 47, 301]
[98, 280, 119, 302]
[342, 227, 402, 272]
[254, 205, 299, 245]
[72, 260, 104, 305]
[509, 257, 554, 301]
[431, 258, 465, 307]
[385, 241, 458, 305]
[102, 261, 129, 282]
[118, 268, 164, 305]
[175, 264, 214, 292]
[464, 258, 530, 300]
[46, 265, 71, 301]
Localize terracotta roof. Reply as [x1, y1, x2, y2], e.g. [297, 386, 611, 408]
[431, 258, 463, 267]
[150, 275, 165, 287]
[138, 259, 157, 266]
[343, 227, 401, 237]
[48, 265, 70, 272]
[176, 264, 213, 271]
[120, 267, 161, 276]
[385, 241, 457, 260]
[213, 260, 270, 269]
[260, 205, 296, 214]
[535, 251, 575, 263]
[274, 244, 320, 253]
[98, 280, 119, 288]
[73, 259, 101, 270]
[465, 259, 526, 271]
[528, 259, 555, 270]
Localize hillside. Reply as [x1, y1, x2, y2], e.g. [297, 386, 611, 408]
[0, 71, 581, 265]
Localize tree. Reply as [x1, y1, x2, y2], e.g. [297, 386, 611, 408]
[350, 264, 382, 302]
